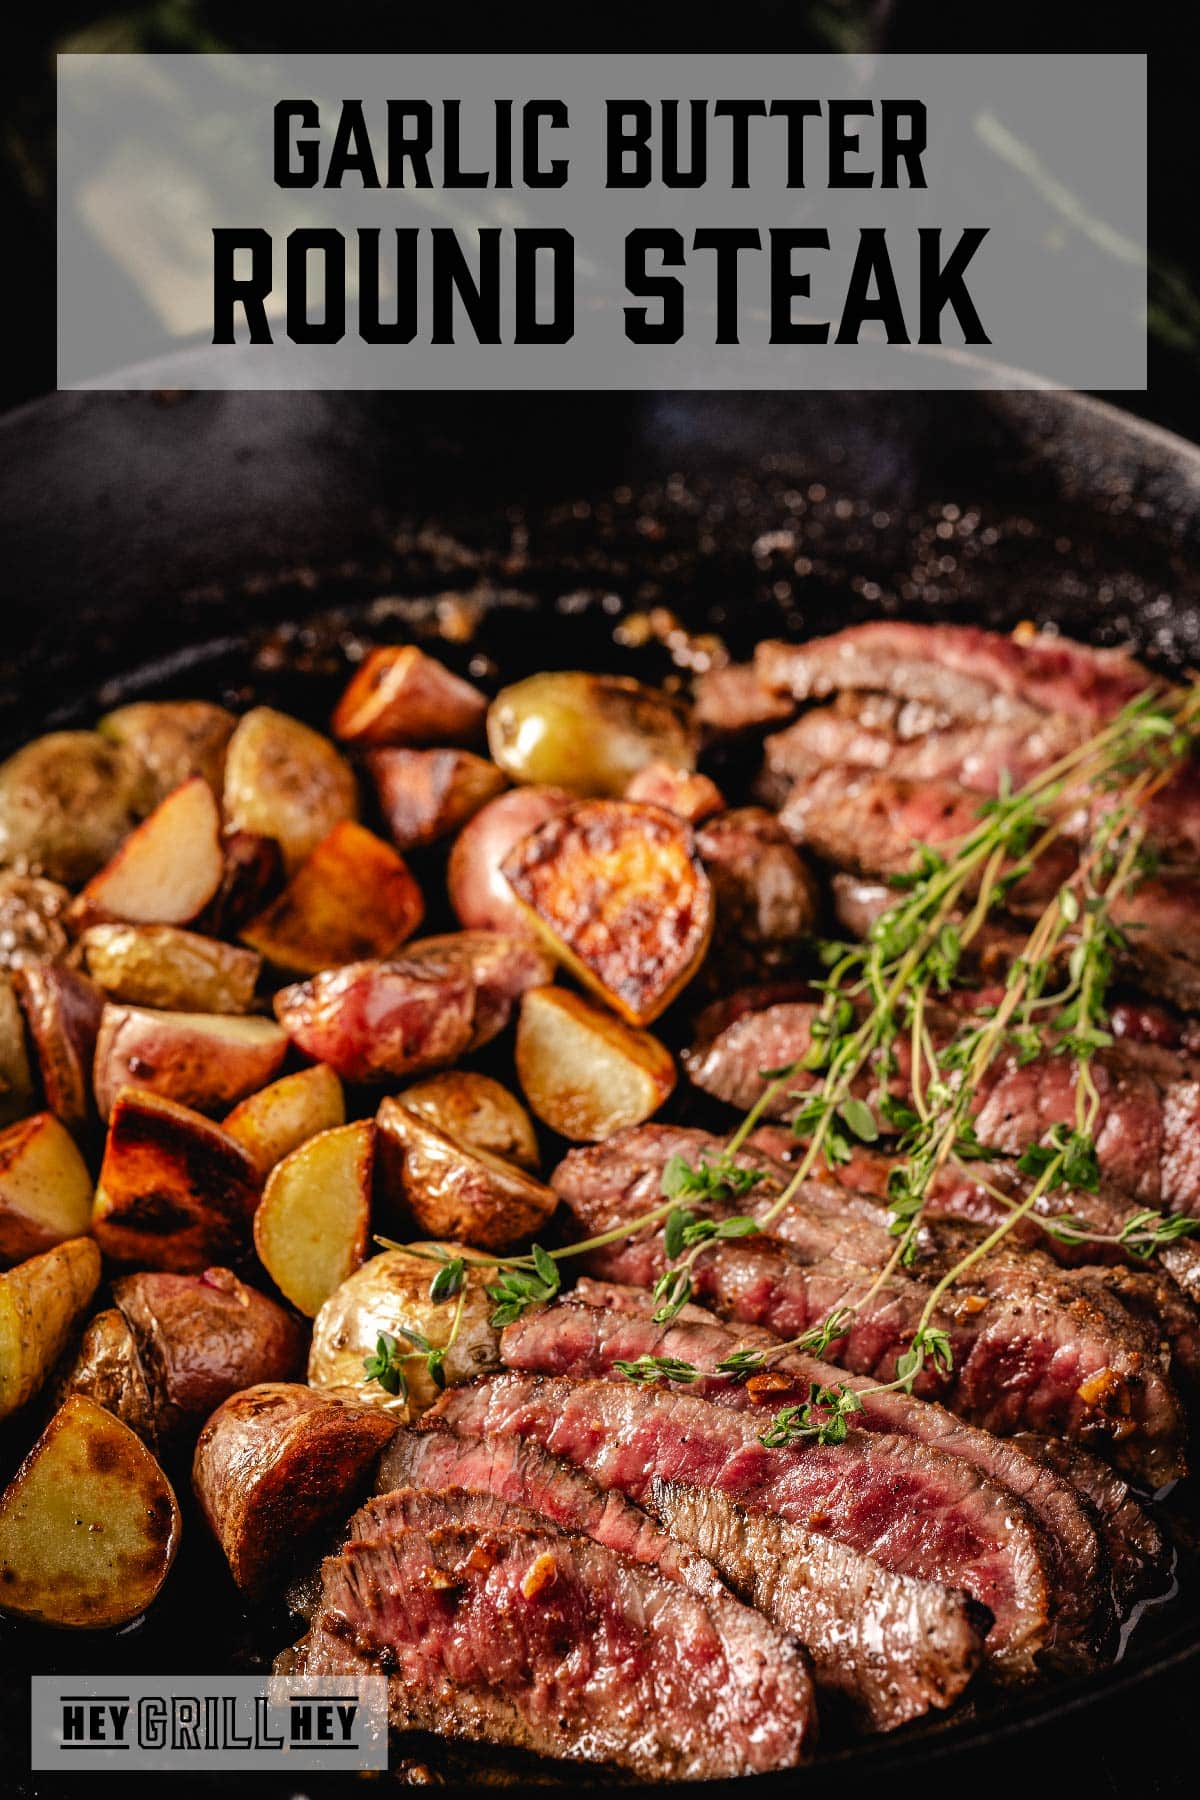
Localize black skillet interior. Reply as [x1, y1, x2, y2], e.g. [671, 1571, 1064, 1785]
[3, 384, 1200, 1797]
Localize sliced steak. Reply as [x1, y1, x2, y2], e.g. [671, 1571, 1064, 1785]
[376, 1425, 726, 1598]
[650, 1478, 987, 1732]
[696, 806, 819, 980]
[1012, 1435, 1171, 1611]
[297, 1511, 815, 1779]
[505, 1294, 1112, 1665]
[427, 1371, 1052, 1675]
[693, 661, 796, 736]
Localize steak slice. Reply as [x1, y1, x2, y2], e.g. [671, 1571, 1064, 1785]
[650, 1479, 987, 1732]
[555, 1129, 1187, 1482]
[297, 1512, 815, 1779]
[375, 1424, 726, 1598]
[427, 1372, 1051, 1676]
[1012, 1434, 1171, 1612]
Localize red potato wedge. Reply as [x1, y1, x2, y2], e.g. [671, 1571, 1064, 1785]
[446, 784, 575, 933]
[0, 1112, 94, 1265]
[223, 707, 358, 874]
[500, 801, 714, 1026]
[274, 954, 476, 1083]
[13, 961, 105, 1138]
[81, 923, 261, 1014]
[222, 1063, 346, 1181]
[369, 746, 507, 850]
[0, 1396, 180, 1629]
[201, 830, 284, 937]
[71, 776, 225, 928]
[376, 1096, 556, 1253]
[515, 985, 676, 1142]
[332, 645, 487, 749]
[399, 1071, 539, 1171]
[254, 1121, 374, 1317]
[92, 1089, 261, 1272]
[193, 1383, 396, 1593]
[404, 930, 556, 1049]
[0, 976, 35, 1130]
[98, 700, 236, 805]
[0, 1237, 101, 1419]
[624, 760, 726, 823]
[239, 820, 424, 975]
[93, 1003, 288, 1121]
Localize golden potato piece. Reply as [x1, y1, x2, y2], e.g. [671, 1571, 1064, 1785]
[446, 785, 574, 933]
[308, 1244, 501, 1419]
[369, 746, 507, 850]
[515, 985, 676, 1142]
[500, 801, 714, 1025]
[0, 1394, 180, 1629]
[93, 1002, 288, 1120]
[400, 1071, 539, 1171]
[92, 1089, 260, 1272]
[0, 731, 152, 885]
[223, 1063, 346, 1181]
[376, 1096, 556, 1254]
[193, 1383, 396, 1593]
[54, 1308, 157, 1446]
[12, 962, 104, 1138]
[81, 922, 261, 1014]
[0, 1112, 94, 1265]
[0, 1238, 101, 1419]
[0, 976, 35, 1131]
[99, 699, 236, 805]
[254, 1121, 373, 1317]
[487, 672, 696, 796]
[0, 871, 72, 971]
[240, 820, 424, 974]
[223, 706, 358, 873]
[332, 645, 487, 748]
[72, 777, 225, 928]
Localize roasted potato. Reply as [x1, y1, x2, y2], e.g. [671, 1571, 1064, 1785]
[81, 922, 261, 1014]
[13, 961, 104, 1137]
[54, 1309, 157, 1446]
[501, 801, 714, 1025]
[201, 829, 284, 936]
[399, 1071, 539, 1171]
[332, 644, 487, 748]
[403, 930, 556, 1048]
[193, 1383, 396, 1592]
[253, 1121, 373, 1317]
[0, 871, 72, 969]
[376, 1095, 556, 1253]
[0, 731, 152, 885]
[222, 707, 358, 873]
[624, 759, 725, 823]
[71, 776, 225, 928]
[274, 954, 476, 1083]
[92, 1089, 260, 1271]
[697, 806, 821, 980]
[515, 985, 676, 1142]
[487, 672, 697, 796]
[0, 1395, 180, 1628]
[0, 1237, 101, 1419]
[0, 976, 35, 1130]
[98, 699, 236, 804]
[240, 820, 424, 974]
[308, 1243, 501, 1418]
[222, 1063, 346, 1180]
[0, 1112, 94, 1264]
[93, 1002, 288, 1120]
[446, 784, 575, 933]
[369, 746, 508, 850]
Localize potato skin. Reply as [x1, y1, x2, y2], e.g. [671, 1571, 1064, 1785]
[193, 1382, 396, 1592]
[223, 707, 358, 874]
[12, 962, 105, 1138]
[308, 1244, 500, 1418]
[487, 672, 696, 796]
[403, 930, 556, 1049]
[0, 1237, 102, 1420]
[81, 923, 261, 1014]
[332, 645, 487, 749]
[377, 1097, 556, 1253]
[93, 1003, 288, 1120]
[400, 1071, 539, 1170]
[0, 872, 72, 971]
[274, 954, 476, 1083]
[0, 731, 152, 885]
[55, 1308, 159, 1447]
[98, 700, 236, 805]
[446, 785, 575, 933]
[369, 747, 507, 850]
[0, 977, 36, 1132]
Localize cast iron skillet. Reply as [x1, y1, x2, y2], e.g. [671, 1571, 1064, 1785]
[2, 382, 1200, 1797]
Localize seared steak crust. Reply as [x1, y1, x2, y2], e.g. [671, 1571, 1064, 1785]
[297, 1509, 816, 1779]
[1012, 1436, 1171, 1611]
[427, 1372, 1052, 1675]
[650, 1479, 987, 1732]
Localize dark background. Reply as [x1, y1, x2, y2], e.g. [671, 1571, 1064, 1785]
[2, 8, 1196, 1797]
